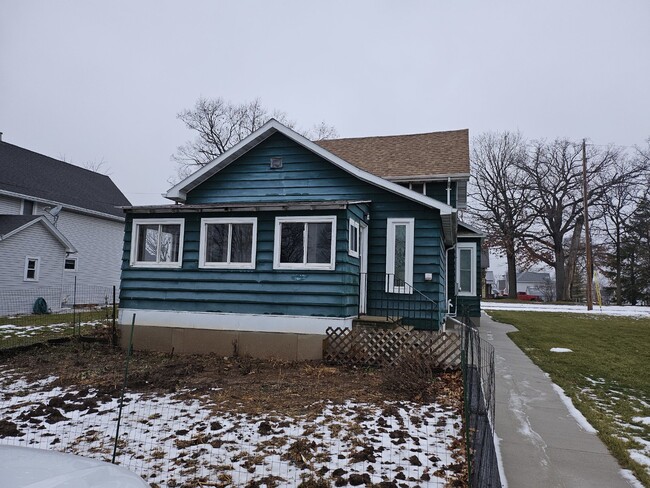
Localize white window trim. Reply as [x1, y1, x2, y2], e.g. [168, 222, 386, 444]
[348, 219, 360, 258]
[385, 218, 415, 294]
[199, 217, 257, 269]
[64, 257, 78, 272]
[130, 218, 185, 268]
[273, 216, 337, 270]
[457, 242, 477, 296]
[24, 256, 40, 282]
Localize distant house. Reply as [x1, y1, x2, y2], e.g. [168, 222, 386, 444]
[516, 271, 554, 300]
[484, 270, 498, 298]
[118, 120, 481, 359]
[0, 137, 130, 313]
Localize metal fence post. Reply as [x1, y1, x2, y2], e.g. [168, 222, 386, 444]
[112, 313, 136, 464]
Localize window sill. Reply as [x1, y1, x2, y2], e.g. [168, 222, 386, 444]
[199, 263, 256, 270]
[130, 262, 182, 269]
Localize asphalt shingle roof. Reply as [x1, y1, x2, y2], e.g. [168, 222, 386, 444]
[0, 215, 40, 236]
[0, 141, 130, 218]
[315, 129, 470, 179]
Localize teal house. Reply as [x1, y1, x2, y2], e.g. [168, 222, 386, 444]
[118, 120, 482, 359]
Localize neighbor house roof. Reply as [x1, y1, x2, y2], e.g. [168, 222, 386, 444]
[315, 129, 469, 180]
[0, 215, 76, 252]
[517, 271, 551, 283]
[0, 141, 131, 219]
[165, 119, 458, 245]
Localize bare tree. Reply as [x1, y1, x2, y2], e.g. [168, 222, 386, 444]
[518, 139, 636, 301]
[468, 131, 532, 298]
[82, 158, 111, 175]
[171, 97, 337, 182]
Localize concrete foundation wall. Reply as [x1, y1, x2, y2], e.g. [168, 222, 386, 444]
[120, 324, 325, 360]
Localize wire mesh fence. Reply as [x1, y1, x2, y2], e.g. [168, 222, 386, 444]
[0, 319, 468, 487]
[459, 314, 501, 488]
[0, 283, 118, 350]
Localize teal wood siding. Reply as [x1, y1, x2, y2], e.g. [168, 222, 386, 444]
[452, 236, 482, 319]
[120, 133, 447, 328]
[426, 181, 456, 208]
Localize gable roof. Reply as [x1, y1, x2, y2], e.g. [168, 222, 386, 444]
[165, 119, 458, 245]
[0, 215, 76, 252]
[315, 129, 469, 180]
[0, 141, 131, 219]
[517, 271, 551, 283]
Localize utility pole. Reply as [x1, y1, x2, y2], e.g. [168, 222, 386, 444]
[582, 139, 593, 310]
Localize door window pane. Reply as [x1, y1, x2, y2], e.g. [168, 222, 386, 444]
[137, 225, 159, 262]
[160, 225, 181, 263]
[459, 248, 472, 292]
[393, 225, 406, 284]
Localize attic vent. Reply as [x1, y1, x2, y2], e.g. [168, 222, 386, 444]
[270, 157, 283, 169]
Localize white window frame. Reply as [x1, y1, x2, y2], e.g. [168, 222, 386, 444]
[273, 216, 337, 270]
[64, 257, 78, 272]
[24, 256, 40, 282]
[457, 242, 477, 296]
[385, 218, 415, 294]
[130, 218, 185, 268]
[348, 219, 360, 258]
[199, 217, 257, 269]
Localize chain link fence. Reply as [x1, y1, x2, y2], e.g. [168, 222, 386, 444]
[458, 314, 501, 488]
[0, 282, 118, 350]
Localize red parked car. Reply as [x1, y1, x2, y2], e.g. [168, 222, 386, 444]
[517, 291, 540, 301]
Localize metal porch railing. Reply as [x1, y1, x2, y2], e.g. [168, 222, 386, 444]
[360, 273, 439, 330]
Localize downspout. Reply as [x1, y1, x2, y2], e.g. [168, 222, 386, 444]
[443, 244, 457, 331]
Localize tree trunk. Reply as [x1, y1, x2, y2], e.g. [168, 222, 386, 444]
[564, 218, 584, 301]
[507, 252, 517, 299]
[555, 250, 566, 301]
[616, 236, 622, 306]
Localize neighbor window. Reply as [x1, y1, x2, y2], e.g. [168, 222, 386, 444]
[24, 257, 40, 281]
[274, 216, 336, 270]
[199, 218, 257, 269]
[64, 257, 78, 271]
[348, 219, 360, 258]
[385, 218, 414, 293]
[130, 219, 184, 268]
[457, 242, 477, 296]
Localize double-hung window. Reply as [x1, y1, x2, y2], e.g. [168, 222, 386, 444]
[199, 218, 257, 269]
[274, 216, 336, 270]
[457, 242, 477, 296]
[24, 257, 40, 281]
[130, 219, 184, 268]
[385, 218, 414, 293]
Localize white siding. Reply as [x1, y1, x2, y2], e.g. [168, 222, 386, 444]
[0, 194, 21, 214]
[35, 209, 125, 291]
[0, 223, 67, 315]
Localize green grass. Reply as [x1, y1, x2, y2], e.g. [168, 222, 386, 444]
[489, 311, 650, 487]
[0, 309, 113, 349]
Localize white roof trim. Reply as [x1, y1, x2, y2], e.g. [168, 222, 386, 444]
[165, 119, 456, 217]
[458, 220, 485, 237]
[0, 216, 77, 253]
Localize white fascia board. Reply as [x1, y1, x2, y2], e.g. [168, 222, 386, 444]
[387, 174, 470, 182]
[0, 189, 125, 222]
[118, 308, 354, 335]
[0, 217, 77, 253]
[165, 119, 457, 218]
[458, 220, 486, 237]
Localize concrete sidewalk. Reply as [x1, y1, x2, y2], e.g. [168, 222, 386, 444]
[479, 313, 636, 488]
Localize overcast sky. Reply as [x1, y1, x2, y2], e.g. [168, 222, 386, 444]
[1, 0, 649, 211]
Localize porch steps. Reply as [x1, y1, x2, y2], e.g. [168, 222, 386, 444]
[352, 315, 412, 330]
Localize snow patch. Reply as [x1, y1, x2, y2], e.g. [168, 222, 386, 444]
[550, 348, 572, 353]
[482, 302, 650, 317]
[632, 417, 650, 426]
[620, 469, 644, 488]
[493, 432, 508, 488]
[550, 384, 597, 434]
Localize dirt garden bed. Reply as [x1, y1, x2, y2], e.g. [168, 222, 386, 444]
[0, 340, 467, 487]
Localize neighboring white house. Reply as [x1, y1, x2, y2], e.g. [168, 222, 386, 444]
[516, 271, 554, 300]
[0, 136, 130, 313]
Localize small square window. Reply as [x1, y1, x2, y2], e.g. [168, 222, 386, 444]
[349, 219, 360, 258]
[64, 258, 78, 271]
[24, 257, 40, 281]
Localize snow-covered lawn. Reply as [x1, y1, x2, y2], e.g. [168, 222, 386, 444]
[482, 301, 650, 317]
[0, 368, 465, 487]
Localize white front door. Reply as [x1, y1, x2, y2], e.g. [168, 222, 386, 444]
[359, 223, 368, 314]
